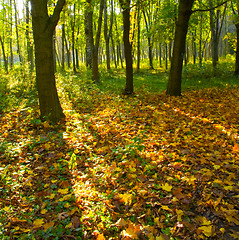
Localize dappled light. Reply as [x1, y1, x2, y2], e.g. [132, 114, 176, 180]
[1, 84, 238, 239]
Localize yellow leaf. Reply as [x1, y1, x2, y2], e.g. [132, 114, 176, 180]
[161, 205, 170, 210]
[64, 202, 71, 208]
[43, 121, 50, 128]
[118, 193, 133, 205]
[47, 193, 55, 199]
[65, 222, 72, 228]
[33, 218, 44, 228]
[41, 209, 47, 214]
[224, 186, 234, 191]
[44, 143, 51, 150]
[176, 209, 184, 221]
[198, 225, 213, 237]
[51, 180, 57, 183]
[202, 217, 211, 226]
[44, 221, 55, 231]
[3, 206, 10, 212]
[58, 188, 69, 195]
[219, 228, 225, 234]
[161, 183, 172, 192]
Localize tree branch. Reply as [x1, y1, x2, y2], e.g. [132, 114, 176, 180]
[49, 0, 66, 31]
[192, 0, 228, 13]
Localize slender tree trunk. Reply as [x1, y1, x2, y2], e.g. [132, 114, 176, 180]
[143, 10, 154, 69]
[0, 35, 8, 73]
[92, 0, 104, 82]
[111, 35, 117, 68]
[235, 23, 239, 75]
[137, 6, 141, 71]
[26, 0, 34, 70]
[64, 36, 71, 68]
[166, 0, 194, 96]
[71, 4, 77, 73]
[165, 43, 168, 70]
[85, 0, 93, 68]
[14, 0, 23, 65]
[104, 0, 114, 70]
[119, 0, 133, 94]
[61, 22, 65, 70]
[30, 0, 65, 122]
[9, 0, 14, 69]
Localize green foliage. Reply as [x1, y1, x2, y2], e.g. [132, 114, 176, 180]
[0, 67, 37, 113]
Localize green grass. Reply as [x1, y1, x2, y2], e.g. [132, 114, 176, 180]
[1, 56, 239, 113]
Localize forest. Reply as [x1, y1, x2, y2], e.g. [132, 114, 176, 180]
[0, 0, 239, 239]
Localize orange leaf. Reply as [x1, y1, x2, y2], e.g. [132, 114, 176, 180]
[96, 233, 106, 240]
[233, 144, 239, 152]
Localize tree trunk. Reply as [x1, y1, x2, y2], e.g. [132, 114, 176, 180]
[92, 0, 104, 82]
[0, 35, 8, 73]
[9, 0, 14, 69]
[71, 4, 77, 73]
[85, 0, 93, 68]
[26, 0, 34, 70]
[61, 21, 65, 70]
[30, 0, 65, 122]
[235, 23, 239, 75]
[14, 0, 23, 65]
[104, 0, 114, 70]
[136, 5, 141, 71]
[119, 0, 133, 94]
[143, 10, 154, 69]
[209, 0, 227, 70]
[166, 0, 194, 96]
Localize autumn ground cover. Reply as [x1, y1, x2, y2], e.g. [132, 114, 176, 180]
[0, 62, 239, 240]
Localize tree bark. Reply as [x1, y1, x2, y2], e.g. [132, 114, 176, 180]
[235, 23, 239, 75]
[166, 0, 194, 96]
[71, 4, 77, 73]
[119, 0, 133, 94]
[0, 35, 8, 73]
[143, 10, 154, 69]
[26, 0, 34, 70]
[104, 0, 114, 70]
[30, 0, 65, 122]
[92, 0, 104, 82]
[13, 0, 23, 65]
[136, 5, 141, 71]
[84, 0, 93, 68]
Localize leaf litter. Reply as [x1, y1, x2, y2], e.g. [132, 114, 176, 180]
[0, 87, 238, 239]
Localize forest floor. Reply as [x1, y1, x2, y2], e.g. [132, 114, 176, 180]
[0, 82, 239, 239]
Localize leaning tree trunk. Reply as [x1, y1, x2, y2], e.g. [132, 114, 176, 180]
[30, 0, 65, 123]
[166, 0, 194, 96]
[119, 0, 133, 94]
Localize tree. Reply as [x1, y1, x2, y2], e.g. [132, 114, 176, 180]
[119, 0, 134, 94]
[231, 0, 239, 75]
[30, 0, 65, 122]
[104, 0, 114, 70]
[166, 0, 194, 96]
[209, 0, 227, 70]
[84, 0, 104, 82]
